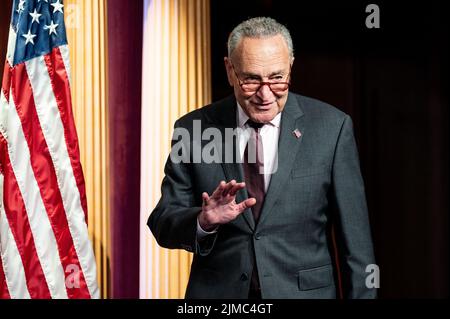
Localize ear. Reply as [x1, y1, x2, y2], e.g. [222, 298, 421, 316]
[224, 57, 234, 87]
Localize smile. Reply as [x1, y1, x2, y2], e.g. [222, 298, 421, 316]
[250, 101, 275, 109]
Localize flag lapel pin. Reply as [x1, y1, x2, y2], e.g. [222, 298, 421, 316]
[292, 129, 302, 139]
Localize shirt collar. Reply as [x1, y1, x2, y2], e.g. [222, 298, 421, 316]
[236, 102, 281, 128]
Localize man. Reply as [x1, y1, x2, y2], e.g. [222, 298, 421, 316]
[148, 17, 376, 299]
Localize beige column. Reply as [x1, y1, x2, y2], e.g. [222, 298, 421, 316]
[140, 0, 211, 299]
[65, 0, 110, 298]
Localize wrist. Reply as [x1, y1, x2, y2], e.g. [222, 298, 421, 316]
[198, 211, 217, 232]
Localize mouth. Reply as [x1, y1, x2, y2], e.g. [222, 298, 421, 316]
[250, 100, 275, 110]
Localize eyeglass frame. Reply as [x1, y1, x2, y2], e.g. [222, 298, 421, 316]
[230, 62, 292, 94]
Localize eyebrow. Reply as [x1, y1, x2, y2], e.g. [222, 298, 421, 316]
[241, 70, 286, 78]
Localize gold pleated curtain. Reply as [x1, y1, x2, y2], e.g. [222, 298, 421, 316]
[65, 0, 110, 298]
[140, 0, 211, 298]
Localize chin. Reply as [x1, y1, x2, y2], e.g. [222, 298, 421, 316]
[249, 110, 277, 123]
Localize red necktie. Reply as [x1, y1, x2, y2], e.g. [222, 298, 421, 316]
[242, 120, 265, 223]
[242, 120, 265, 298]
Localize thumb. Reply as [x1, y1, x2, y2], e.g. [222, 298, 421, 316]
[237, 198, 256, 213]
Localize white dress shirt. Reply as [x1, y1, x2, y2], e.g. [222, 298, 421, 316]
[236, 102, 281, 192]
[197, 103, 282, 238]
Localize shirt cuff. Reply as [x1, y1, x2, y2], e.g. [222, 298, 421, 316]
[196, 217, 218, 240]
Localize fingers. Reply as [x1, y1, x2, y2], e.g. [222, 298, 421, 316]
[202, 192, 210, 206]
[210, 180, 245, 199]
[211, 180, 226, 198]
[221, 180, 236, 197]
[237, 197, 257, 213]
[228, 182, 246, 196]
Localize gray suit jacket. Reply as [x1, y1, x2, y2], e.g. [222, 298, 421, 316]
[148, 92, 376, 299]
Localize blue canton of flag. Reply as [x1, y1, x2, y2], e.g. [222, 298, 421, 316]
[12, 0, 68, 66]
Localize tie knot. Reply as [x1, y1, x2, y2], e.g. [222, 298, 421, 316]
[246, 120, 265, 130]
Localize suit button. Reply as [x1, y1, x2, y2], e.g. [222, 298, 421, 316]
[240, 273, 249, 281]
[254, 233, 261, 240]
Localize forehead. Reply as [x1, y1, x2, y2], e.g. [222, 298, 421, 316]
[233, 35, 291, 72]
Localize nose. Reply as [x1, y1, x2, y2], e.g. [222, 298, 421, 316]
[256, 83, 273, 100]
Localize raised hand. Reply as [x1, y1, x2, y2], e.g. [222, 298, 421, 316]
[198, 180, 256, 231]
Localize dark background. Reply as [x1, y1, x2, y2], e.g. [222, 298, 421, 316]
[0, 1, 10, 75]
[1, 0, 448, 298]
[211, 0, 449, 298]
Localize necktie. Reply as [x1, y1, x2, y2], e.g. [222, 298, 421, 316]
[242, 120, 265, 223]
[242, 120, 265, 299]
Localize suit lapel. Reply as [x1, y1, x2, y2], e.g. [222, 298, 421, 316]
[257, 93, 305, 227]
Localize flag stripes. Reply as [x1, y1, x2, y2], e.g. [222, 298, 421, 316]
[0, 0, 99, 299]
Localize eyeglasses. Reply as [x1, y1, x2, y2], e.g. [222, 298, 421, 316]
[231, 63, 291, 94]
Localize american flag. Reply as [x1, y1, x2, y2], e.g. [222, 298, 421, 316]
[0, 0, 99, 298]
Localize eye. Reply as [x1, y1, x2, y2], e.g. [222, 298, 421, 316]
[270, 75, 284, 81]
[245, 76, 260, 82]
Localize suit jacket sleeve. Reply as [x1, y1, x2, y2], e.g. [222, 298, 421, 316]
[329, 115, 377, 299]
[147, 120, 218, 256]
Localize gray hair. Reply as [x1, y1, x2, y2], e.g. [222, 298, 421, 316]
[227, 17, 294, 59]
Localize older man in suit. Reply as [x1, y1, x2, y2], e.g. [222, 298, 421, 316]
[148, 17, 376, 299]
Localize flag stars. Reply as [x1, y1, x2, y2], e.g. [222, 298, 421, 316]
[44, 20, 59, 36]
[29, 9, 42, 24]
[22, 29, 37, 45]
[17, 0, 26, 14]
[51, 0, 64, 14]
[13, 1, 68, 65]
